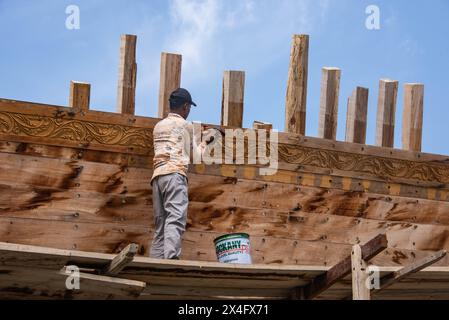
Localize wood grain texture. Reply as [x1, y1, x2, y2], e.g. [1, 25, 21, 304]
[345, 87, 368, 144]
[69, 81, 90, 113]
[376, 79, 398, 148]
[285, 34, 309, 135]
[351, 244, 370, 300]
[318, 68, 341, 140]
[116, 34, 137, 115]
[221, 71, 245, 127]
[158, 52, 182, 118]
[402, 83, 424, 152]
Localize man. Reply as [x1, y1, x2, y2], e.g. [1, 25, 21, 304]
[150, 88, 216, 260]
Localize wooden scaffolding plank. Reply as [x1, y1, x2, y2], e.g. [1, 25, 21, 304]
[302, 233, 387, 299]
[285, 34, 309, 135]
[351, 244, 370, 300]
[102, 243, 139, 275]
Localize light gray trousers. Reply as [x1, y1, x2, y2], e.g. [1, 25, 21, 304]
[150, 173, 188, 259]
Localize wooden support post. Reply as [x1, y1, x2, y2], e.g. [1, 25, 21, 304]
[402, 83, 424, 152]
[102, 243, 138, 275]
[116, 34, 137, 115]
[158, 52, 182, 118]
[375, 79, 398, 148]
[285, 34, 309, 135]
[351, 244, 371, 300]
[318, 67, 341, 140]
[345, 87, 369, 144]
[221, 71, 245, 127]
[253, 121, 273, 131]
[69, 81, 90, 113]
[302, 233, 387, 300]
[373, 250, 446, 295]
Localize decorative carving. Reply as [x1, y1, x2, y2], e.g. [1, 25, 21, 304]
[278, 144, 449, 184]
[0, 111, 152, 149]
[1, 110, 448, 185]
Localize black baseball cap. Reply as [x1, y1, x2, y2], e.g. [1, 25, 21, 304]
[169, 88, 197, 107]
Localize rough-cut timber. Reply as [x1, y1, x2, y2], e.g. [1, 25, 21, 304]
[69, 81, 90, 113]
[351, 244, 370, 300]
[345, 87, 368, 144]
[116, 34, 137, 115]
[158, 52, 182, 118]
[402, 83, 424, 152]
[221, 71, 245, 127]
[285, 34, 309, 135]
[318, 67, 341, 140]
[376, 79, 398, 148]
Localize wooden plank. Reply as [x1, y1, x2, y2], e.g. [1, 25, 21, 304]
[116, 34, 137, 115]
[402, 83, 424, 152]
[285, 34, 309, 135]
[302, 233, 387, 299]
[69, 81, 90, 113]
[253, 121, 273, 131]
[60, 266, 146, 297]
[351, 244, 370, 300]
[102, 243, 139, 275]
[158, 52, 182, 118]
[376, 79, 398, 148]
[345, 87, 368, 144]
[373, 250, 447, 295]
[318, 67, 341, 140]
[221, 71, 245, 127]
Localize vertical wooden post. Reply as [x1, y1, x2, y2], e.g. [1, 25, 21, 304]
[345, 87, 369, 144]
[402, 83, 424, 152]
[285, 34, 309, 135]
[318, 67, 341, 140]
[69, 81, 90, 112]
[158, 52, 182, 118]
[375, 79, 398, 148]
[116, 34, 137, 115]
[351, 244, 371, 300]
[221, 71, 245, 127]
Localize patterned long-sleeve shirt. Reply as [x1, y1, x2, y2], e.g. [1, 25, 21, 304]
[151, 113, 203, 183]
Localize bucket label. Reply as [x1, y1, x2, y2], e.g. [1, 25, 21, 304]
[215, 236, 252, 264]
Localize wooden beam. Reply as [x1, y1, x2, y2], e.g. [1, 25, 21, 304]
[318, 67, 341, 140]
[253, 121, 273, 131]
[373, 250, 446, 295]
[221, 71, 245, 128]
[345, 87, 369, 144]
[116, 34, 137, 115]
[60, 266, 146, 297]
[69, 81, 90, 113]
[351, 244, 371, 300]
[158, 52, 182, 118]
[285, 34, 309, 135]
[302, 233, 387, 300]
[376, 79, 398, 148]
[402, 83, 424, 152]
[102, 243, 139, 275]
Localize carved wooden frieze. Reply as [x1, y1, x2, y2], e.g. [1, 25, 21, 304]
[0, 111, 152, 149]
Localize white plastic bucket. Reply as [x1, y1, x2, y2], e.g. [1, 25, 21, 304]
[214, 233, 252, 264]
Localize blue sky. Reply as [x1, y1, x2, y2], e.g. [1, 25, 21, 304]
[1, 0, 448, 155]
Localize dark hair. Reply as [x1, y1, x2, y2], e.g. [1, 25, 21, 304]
[169, 97, 186, 110]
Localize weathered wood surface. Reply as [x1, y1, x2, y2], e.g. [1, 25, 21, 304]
[221, 71, 245, 127]
[1, 242, 449, 300]
[285, 34, 309, 135]
[0, 97, 449, 271]
[158, 53, 182, 118]
[318, 67, 341, 140]
[116, 34, 137, 115]
[376, 79, 398, 148]
[345, 87, 368, 144]
[402, 83, 424, 152]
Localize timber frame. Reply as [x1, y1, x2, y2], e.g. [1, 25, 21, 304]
[1, 33, 449, 300]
